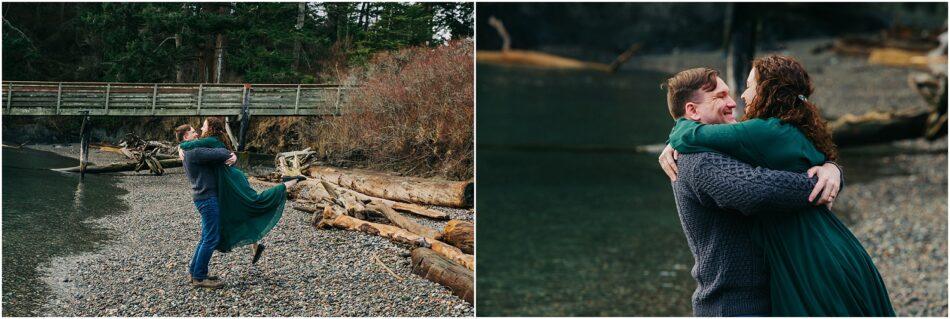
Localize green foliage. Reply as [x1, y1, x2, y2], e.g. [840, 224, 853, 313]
[1, 2, 473, 83]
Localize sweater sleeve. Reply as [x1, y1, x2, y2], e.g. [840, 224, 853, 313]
[185, 147, 231, 165]
[689, 153, 818, 216]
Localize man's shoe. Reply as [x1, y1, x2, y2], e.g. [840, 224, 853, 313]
[280, 175, 308, 183]
[252, 244, 266, 264]
[190, 277, 225, 289]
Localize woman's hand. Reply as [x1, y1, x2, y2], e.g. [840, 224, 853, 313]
[178, 148, 184, 161]
[659, 144, 679, 182]
[806, 162, 841, 209]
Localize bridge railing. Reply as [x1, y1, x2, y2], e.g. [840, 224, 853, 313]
[0, 81, 353, 116]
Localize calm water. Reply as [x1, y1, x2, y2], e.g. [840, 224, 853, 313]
[1, 147, 128, 316]
[476, 64, 695, 316]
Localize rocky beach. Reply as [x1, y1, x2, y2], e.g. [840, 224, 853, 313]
[29, 145, 473, 317]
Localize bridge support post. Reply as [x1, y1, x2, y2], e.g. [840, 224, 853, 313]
[224, 116, 239, 149]
[238, 83, 251, 152]
[78, 111, 91, 181]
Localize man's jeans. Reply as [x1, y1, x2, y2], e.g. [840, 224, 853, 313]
[189, 197, 220, 280]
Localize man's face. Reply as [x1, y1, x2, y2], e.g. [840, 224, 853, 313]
[686, 77, 737, 124]
[184, 127, 198, 141]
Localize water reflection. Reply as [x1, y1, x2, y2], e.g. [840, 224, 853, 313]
[1, 147, 129, 316]
[476, 65, 694, 316]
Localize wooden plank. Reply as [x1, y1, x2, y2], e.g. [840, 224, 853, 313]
[0, 81, 346, 116]
[2, 107, 336, 116]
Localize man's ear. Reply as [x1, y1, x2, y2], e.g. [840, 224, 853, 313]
[684, 102, 701, 121]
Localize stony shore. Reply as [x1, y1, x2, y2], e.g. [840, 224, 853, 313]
[32, 145, 474, 316]
[836, 137, 948, 317]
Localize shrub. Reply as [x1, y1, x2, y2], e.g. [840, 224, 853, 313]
[312, 40, 473, 180]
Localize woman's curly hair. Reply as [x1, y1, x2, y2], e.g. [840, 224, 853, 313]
[200, 116, 235, 151]
[744, 55, 838, 161]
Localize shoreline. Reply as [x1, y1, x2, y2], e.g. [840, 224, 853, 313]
[29, 144, 474, 316]
[587, 36, 932, 119]
[835, 137, 948, 316]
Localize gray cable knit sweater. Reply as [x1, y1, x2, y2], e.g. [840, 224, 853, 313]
[182, 147, 231, 200]
[671, 152, 827, 316]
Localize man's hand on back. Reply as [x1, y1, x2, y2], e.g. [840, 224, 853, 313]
[659, 144, 680, 182]
[225, 153, 237, 166]
[806, 162, 841, 209]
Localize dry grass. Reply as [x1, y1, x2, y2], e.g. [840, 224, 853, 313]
[240, 40, 473, 180]
[309, 40, 474, 180]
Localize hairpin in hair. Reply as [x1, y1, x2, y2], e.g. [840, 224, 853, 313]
[797, 94, 809, 103]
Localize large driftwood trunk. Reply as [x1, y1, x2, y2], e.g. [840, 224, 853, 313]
[306, 166, 473, 208]
[438, 220, 474, 254]
[411, 248, 474, 303]
[317, 206, 474, 271]
[54, 159, 182, 173]
[829, 109, 932, 147]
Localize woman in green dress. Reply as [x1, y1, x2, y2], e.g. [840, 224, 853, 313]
[176, 117, 306, 263]
[668, 55, 895, 316]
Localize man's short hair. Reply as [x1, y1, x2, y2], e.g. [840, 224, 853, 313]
[664, 68, 719, 119]
[174, 124, 192, 143]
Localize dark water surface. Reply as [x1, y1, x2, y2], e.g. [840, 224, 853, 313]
[476, 64, 695, 316]
[2, 147, 129, 316]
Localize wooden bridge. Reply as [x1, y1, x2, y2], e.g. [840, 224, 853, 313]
[0, 81, 352, 116]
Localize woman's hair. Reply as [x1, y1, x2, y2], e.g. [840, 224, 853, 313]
[174, 124, 193, 143]
[744, 55, 838, 161]
[200, 117, 234, 151]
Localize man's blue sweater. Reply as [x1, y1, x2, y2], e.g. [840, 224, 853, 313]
[671, 152, 828, 316]
[181, 147, 231, 200]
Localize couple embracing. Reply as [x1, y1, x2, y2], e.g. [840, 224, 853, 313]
[659, 55, 895, 316]
[174, 117, 307, 289]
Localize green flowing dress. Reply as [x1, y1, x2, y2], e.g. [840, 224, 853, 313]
[669, 117, 895, 316]
[180, 137, 286, 253]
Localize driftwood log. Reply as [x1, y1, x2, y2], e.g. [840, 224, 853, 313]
[305, 166, 473, 208]
[411, 248, 474, 303]
[828, 108, 932, 147]
[391, 202, 449, 220]
[480, 17, 638, 73]
[289, 173, 450, 220]
[54, 159, 182, 173]
[366, 202, 442, 239]
[317, 205, 474, 271]
[317, 180, 442, 239]
[829, 63, 946, 146]
[438, 220, 474, 254]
